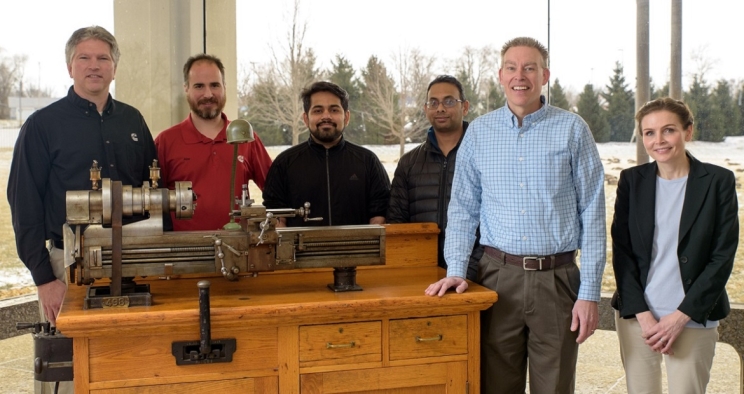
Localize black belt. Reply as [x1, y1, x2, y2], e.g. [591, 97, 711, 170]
[484, 246, 575, 271]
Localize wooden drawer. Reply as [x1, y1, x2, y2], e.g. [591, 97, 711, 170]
[91, 376, 277, 393]
[299, 321, 381, 367]
[389, 315, 467, 360]
[88, 328, 278, 383]
[300, 361, 467, 393]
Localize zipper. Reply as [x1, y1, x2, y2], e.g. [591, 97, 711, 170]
[438, 155, 448, 226]
[325, 149, 332, 225]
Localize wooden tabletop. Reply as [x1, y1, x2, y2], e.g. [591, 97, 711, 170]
[57, 266, 497, 337]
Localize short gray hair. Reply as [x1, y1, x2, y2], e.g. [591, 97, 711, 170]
[65, 26, 120, 67]
[500, 37, 549, 68]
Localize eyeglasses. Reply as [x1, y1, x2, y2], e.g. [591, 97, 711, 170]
[425, 98, 464, 109]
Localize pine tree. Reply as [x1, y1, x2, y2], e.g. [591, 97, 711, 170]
[709, 79, 738, 140]
[483, 77, 505, 113]
[601, 62, 635, 142]
[327, 55, 367, 143]
[650, 79, 670, 100]
[549, 79, 571, 111]
[736, 84, 744, 136]
[358, 55, 399, 145]
[685, 75, 714, 141]
[455, 68, 478, 117]
[577, 84, 611, 143]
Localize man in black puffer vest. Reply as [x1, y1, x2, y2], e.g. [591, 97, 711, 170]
[388, 75, 482, 281]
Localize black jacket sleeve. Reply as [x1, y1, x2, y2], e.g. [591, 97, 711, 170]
[7, 116, 56, 286]
[262, 157, 289, 209]
[611, 169, 650, 317]
[366, 154, 390, 220]
[676, 168, 738, 324]
[387, 155, 411, 223]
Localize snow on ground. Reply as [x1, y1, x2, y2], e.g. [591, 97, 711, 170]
[1, 135, 742, 291]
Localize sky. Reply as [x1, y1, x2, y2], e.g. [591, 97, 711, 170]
[1, 0, 743, 98]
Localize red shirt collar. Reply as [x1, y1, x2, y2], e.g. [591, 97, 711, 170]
[182, 112, 229, 144]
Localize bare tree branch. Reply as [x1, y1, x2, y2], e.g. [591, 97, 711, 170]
[237, 0, 318, 145]
[689, 44, 716, 81]
[0, 49, 28, 119]
[362, 49, 433, 157]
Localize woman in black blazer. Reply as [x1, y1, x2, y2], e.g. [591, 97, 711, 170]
[611, 98, 739, 393]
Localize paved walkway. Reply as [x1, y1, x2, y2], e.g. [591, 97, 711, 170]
[0, 329, 739, 393]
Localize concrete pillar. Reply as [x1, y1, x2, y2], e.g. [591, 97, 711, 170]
[112, 0, 237, 136]
[204, 0, 238, 125]
[635, 0, 650, 164]
[670, 0, 683, 100]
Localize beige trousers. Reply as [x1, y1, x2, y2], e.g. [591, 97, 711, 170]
[615, 311, 718, 394]
[478, 252, 580, 394]
[37, 245, 68, 323]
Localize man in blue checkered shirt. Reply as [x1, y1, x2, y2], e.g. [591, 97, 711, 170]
[425, 37, 606, 393]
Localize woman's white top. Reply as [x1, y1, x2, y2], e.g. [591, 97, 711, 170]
[644, 175, 716, 328]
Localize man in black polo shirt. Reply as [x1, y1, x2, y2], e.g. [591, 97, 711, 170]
[7, 26, 156, 328]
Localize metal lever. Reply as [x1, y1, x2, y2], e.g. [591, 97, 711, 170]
[266, 202, 323, 222]
[17, 322, 73, 382]
[212, 237, 240, 280]
[16, 322, 52, 335]
[171, 281, 237, 365]
[198, 280, 211, 356]
[302, 202, 323, 222]
[257, 212, 274, 245]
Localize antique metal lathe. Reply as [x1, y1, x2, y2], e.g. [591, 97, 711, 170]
[63, 153, 385, 309]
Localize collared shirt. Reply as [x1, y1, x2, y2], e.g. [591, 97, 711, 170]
[7, 86, 156, 286]
[155, 113, 273, 231]
[444, 98, 606, 301]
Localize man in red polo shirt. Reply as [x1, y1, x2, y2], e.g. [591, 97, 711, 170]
[155, 54, 272, 231]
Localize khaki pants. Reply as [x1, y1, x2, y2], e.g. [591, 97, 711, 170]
[36, 245, 73, 394]
[478, 252, 580, 394]
[37, 245, 68, 324]
[615, 311, 718, 394]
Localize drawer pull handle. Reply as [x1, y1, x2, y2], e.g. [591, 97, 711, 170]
[326, 341, 356, 349]
[415, 335, 443, 342]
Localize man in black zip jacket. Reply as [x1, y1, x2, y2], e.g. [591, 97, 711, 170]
[387, 75, 482, 281]
[262, 81, 390, 227]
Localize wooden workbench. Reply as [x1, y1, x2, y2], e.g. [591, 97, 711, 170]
[57, 223, 497, 393]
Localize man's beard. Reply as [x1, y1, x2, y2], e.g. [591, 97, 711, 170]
[189, 96, 226, 120]
[310, 121, 344, 143]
